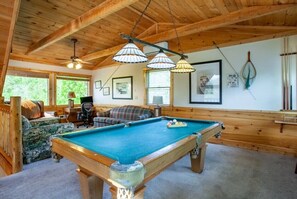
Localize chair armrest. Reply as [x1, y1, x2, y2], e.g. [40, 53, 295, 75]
[96, 110, 110, 117]
[23, 123, 74, 142]
[30, 117, 60, 128]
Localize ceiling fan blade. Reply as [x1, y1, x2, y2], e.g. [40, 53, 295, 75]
[56, 58, 69, 61]
[74, 58, 92, 64]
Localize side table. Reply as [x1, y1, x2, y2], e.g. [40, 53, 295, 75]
[64, 107, 81, 123]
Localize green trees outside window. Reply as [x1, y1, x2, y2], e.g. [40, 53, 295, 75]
[3, 69, 90, 106]
[56, 79, 89, 105]
[3, 75, 49, 105]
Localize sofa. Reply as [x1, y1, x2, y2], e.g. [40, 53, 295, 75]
[20, 100, 74, 163]
[93, 105, 154, 127]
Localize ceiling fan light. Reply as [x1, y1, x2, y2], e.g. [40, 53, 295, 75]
[67, 62, 74, 68]
[75, 62, 82, 69]
[171, 57, 196, 73]
[147, 50, 175, 69]
[113, 41, 148, 63]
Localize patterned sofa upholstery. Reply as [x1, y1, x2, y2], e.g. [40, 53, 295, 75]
[93, 105, 154, 127]
[22, 116, 74, 164]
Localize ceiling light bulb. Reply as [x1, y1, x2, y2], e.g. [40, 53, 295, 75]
[75, 62, 82, 69]
[67, 62, 74, 68]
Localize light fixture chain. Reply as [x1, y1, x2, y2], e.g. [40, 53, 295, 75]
[130, 0, 152, 37]
[167, 0, 183, 54]
[73, 40, 76, 58]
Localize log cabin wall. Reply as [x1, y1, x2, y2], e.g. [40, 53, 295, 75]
[92, 105, 297, 157]
[162, 106, 297, 157]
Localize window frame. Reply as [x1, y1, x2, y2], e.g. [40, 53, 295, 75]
[144, 69, 173, 106]
[5, 67, 92, 107]
[4, 67, 51, 105]
[56, 74, 91, 106]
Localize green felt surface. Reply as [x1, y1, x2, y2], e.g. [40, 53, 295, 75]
[61, 117, 217, 164]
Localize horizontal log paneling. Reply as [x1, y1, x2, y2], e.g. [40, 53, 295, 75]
[162, 106, 297, 157]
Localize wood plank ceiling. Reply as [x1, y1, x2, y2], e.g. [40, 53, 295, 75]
[0, 0, 20, 93]
[10, 0, 297, 70]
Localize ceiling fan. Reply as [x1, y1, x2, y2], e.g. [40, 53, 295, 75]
[65, 38, 90, 69]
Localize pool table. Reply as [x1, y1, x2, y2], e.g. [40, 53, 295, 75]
[52, 116, 224, 199]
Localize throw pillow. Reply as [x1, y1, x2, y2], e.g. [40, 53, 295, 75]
[21, 100, 41, 120]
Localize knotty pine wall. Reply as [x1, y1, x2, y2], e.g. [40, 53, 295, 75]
[162, 106, 297, 156]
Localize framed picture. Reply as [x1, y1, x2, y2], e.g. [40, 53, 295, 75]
[227, 74, 239, 88]
[95, 80, 102, 89]
[189, 60, 222, 104]
[103, 87, 110, 96]
[112, 76, 133, 99]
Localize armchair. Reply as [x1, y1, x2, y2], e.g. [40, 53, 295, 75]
[22, 116, 74, 164]
[77, 102, 94, 128]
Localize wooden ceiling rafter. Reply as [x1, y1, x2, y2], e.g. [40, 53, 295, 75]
[91, 26, 297, 70]
[26, 0, 140, 55]
[81, 4, 297, 62]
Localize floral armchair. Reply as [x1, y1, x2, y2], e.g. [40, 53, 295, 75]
[22, 116, 74, 164]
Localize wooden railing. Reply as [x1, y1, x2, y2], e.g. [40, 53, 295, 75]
[0, 96, 22, 175]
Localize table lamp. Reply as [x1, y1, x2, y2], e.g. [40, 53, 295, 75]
[152, 96, 163, 117]
[67, 91, 76, 108]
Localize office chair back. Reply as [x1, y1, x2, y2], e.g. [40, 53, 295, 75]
[77, 102, 93, 128]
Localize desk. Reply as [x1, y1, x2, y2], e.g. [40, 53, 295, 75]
[64, 107, 81, 123]
[52, 117, 224, 199]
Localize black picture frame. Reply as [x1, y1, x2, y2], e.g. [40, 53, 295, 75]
[95, 80, 102, 89]
[112, 76, 133, 100]
[189, 60, 222, 104]
[103, 87, 110, 96]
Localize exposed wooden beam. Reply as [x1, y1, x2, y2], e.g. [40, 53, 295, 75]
[9, 53, 94, 70]
[26, 0, 139, 55]
[81, 4, 297, 61]
[91, 27, 297, 70]
[0, 0, 21, 95]
[180, 29, 297, 55]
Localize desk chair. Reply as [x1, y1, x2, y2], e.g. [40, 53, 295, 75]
[77, 102, 94, 128]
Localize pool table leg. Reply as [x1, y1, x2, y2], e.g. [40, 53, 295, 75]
[110, 185, 146, 199]
[77, 167, 104, 199]
[190, 144, 207, 173]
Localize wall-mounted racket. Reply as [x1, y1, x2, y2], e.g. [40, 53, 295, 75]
[241, 51, 257, 89]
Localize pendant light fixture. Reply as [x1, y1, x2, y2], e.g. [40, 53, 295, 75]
[147, 50, 175, 69]
[113, 0, 194, 71]
[113, 0, 152, 64]
[170, 55, 196, 73]
[113, 39, 147, 63]
[166, 0, 195, 73]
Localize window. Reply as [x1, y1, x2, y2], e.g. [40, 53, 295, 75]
[146, 70, 171, 105]
[56, 76, 90, 105]
[3, 70, 49, 105]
